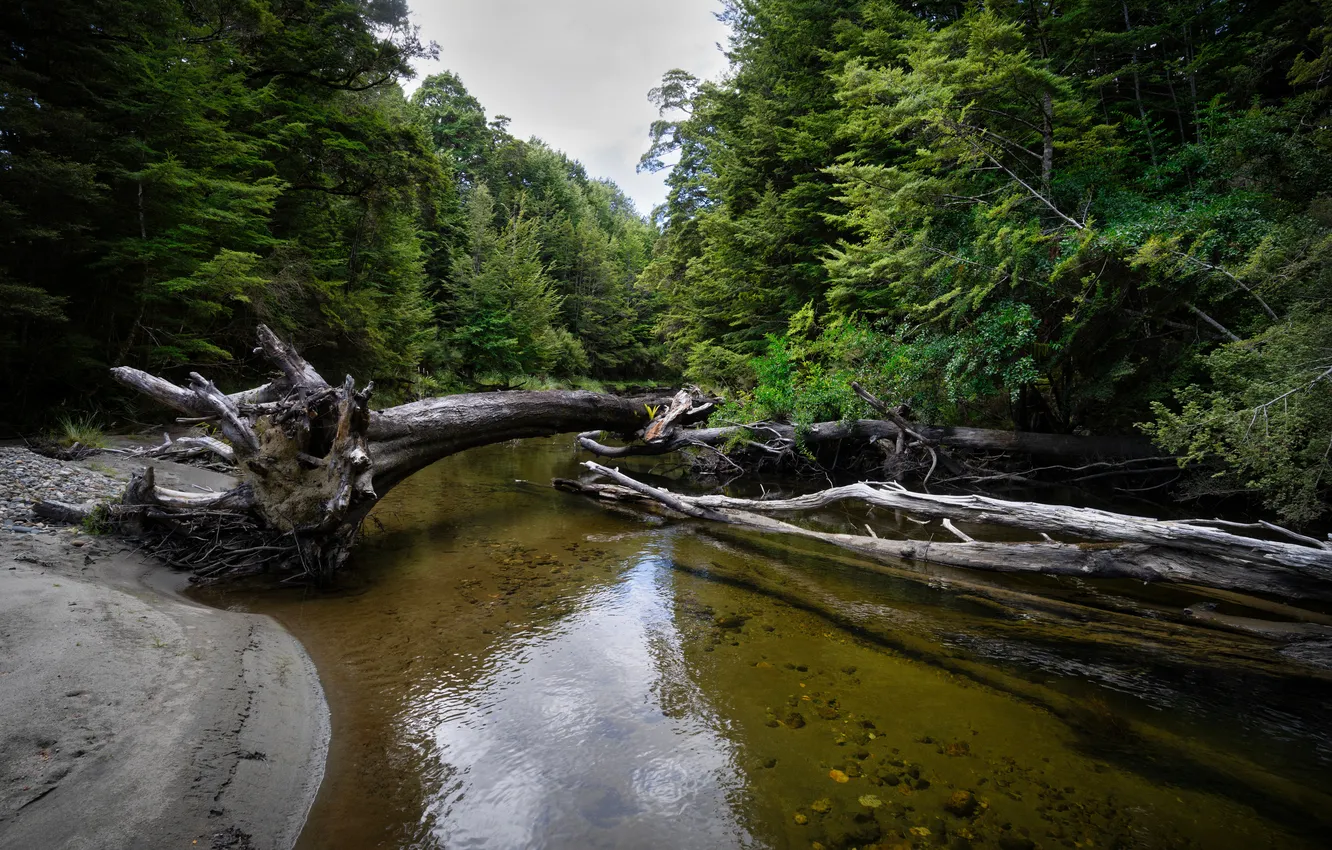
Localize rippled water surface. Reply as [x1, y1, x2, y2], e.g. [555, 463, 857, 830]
[198, 438, 1332, 850]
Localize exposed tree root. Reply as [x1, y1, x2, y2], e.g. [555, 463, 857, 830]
[38, 325, 688, 582]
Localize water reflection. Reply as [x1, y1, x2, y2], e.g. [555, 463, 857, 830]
[194, 437, 1332, 850]
[407, 544, 754, 849]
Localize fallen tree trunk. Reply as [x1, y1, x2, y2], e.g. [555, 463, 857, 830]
[568, 462, 1332, 601]
[577, 419, 1157, 461]
[578, 382, 1168, 488]
[52, 325, 684, 581]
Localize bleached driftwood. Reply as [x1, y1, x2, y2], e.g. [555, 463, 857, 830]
[568, 462, 1332, 601]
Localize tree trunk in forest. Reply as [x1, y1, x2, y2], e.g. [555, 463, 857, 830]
[74, 325, 677, 581]
[565, 462, 1332, 602]
[1041, 89, 1055, 197]
[1123, 0, 1159, 166]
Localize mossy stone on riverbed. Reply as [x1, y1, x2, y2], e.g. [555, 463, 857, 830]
[945, 789, 979, 817]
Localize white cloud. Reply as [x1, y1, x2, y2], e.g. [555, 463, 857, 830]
[406, 0, 731, 216]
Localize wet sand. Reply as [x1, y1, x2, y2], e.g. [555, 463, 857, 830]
[0, 529, 329, 850]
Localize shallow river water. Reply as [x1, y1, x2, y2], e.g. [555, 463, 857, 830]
[198, 438, 1332, 850]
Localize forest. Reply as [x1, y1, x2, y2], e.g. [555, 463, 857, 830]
[0, 0, 661, 412]
[3, 0, 1331, 524]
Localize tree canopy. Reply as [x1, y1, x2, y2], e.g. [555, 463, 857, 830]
[643, 0, 1332, 523]
[1, 0, 660, 424]
[5, 0, 1332, 523]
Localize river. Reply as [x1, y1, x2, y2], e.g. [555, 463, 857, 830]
[196, 437, 1332, 850]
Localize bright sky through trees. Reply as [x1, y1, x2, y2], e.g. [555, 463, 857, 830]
[407, 0, 731, 216]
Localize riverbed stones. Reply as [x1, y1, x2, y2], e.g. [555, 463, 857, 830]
[945, 790, 979, 817]
[826, 811, 882, 847]
[876, 769, 901, 786]
[0, 447, 122, 531]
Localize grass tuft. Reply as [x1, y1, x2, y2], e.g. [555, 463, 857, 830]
[54, 413, 108, 449]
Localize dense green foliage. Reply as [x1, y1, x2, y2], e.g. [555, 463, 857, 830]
[644, 0, 1332, 521]
[7, 0, 1332, 522]
[412, 72, 660, 384]
[1, 0, 659, 426]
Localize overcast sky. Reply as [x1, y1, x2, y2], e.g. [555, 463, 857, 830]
[406, 0, 732, 217]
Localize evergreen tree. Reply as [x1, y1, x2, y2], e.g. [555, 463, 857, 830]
[646, 0, 1332, 520]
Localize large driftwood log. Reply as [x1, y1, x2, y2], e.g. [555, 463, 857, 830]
[578, 417, 1157, 463]
[82, 326, 682, 581]
[569, 462, 1332, 601]
[577, 381, 1160, 486]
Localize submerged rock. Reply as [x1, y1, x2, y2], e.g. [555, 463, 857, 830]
[944, 790, 979, 817]
[784, 711, 806, 729]
[826, 812, 882, 848]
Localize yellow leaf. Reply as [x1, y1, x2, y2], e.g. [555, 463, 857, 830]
[829, 769, 850, 783]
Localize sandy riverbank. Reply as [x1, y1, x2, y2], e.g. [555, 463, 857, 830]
[0, 456, 329, 850]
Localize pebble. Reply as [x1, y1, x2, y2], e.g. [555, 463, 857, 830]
[0, 447, 122, 533]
